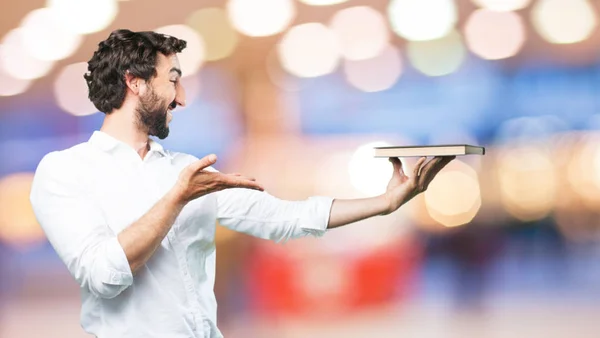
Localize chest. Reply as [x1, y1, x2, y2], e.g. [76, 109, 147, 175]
[85, 156, 218, 246]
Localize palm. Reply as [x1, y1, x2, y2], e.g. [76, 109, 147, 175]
[383, 156, 455, 214]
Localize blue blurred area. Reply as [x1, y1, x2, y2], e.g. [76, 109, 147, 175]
[296, 55, 600, 144]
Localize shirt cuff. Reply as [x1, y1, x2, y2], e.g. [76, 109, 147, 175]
[100, 237, 134, 286]
[299, 196, 334, 237]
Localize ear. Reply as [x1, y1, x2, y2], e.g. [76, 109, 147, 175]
[125, 71, 142, 95]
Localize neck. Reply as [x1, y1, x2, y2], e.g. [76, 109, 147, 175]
[100, 101, 150, 159]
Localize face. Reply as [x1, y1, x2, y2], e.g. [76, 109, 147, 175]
[135, 53, 186, 139]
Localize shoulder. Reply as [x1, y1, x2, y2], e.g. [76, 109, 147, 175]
[34, 142, 91, 181]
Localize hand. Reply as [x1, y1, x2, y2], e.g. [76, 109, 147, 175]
[381, 156, 455, 215]
[172, 154, 264, 204]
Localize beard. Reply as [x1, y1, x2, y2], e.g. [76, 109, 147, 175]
[135, 85, 171, 140]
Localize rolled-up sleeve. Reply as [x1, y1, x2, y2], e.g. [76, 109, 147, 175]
[30, 152, 133, 299]
[216, 187, 334, 243]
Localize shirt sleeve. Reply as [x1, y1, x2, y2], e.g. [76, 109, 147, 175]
[30, 152, 133, 299]
[215, 187, 334, 243]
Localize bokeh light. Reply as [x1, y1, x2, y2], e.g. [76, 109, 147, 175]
[155, 25, 205, 77]
[424, 160, 482, 227]
[329, 6, 389, 61]
[20, 8, 82, 61]
[0, 173, 45, 250]
[497, 146, 557, 221]
[0, 52, 32, 96]
[54, 62, 98, 116]
[531, 0, 597, 44]
[388, 0, 458, 41]
[0, 29, 54, 80]
[46, 0, 118, 35]
[299, 0, 348, 5]
[277, 23, 340, 78]
[186, 7, 238, 62]
[343, 44, 402, 92]
[566, 134, 600, 208]
[471, 0, 532, 11]
[464, 9, 526, 60]
[266, 47, 314, 92]
[407, 30, 465, 76]
[348, 141, 393, 196]
[227, 0, 296, 37]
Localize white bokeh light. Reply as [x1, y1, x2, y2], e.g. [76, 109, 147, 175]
[46, 0, 118, 35]
[471, 0, 532, 11]
[348, 141, 394, 196]
[20, 8, 82, 61]
[155, 25, 205, 78]
[407, 30, 465, 76]
[329, 6, 389, 60]
[278, 23, 340, 78]
[0, 29, 54, 80]
[0, 47, 32, 96]
[300, 0, 348, 5]
[531, 0, 597, 44]
[388, 0, 458, 41]
[344, 44, 402, 92]
[227, 0, 296, 37]
[464, 9, 526, 60]
[54, 62, 98, 116]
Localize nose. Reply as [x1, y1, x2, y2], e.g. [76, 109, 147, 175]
[175, 80, 186, 108]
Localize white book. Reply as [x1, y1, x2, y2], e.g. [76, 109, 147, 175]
[374, 144, 485, 158]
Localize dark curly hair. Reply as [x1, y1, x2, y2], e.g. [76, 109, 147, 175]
[84, 29, 187, 114]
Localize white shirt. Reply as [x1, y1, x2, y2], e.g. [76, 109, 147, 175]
[29, 131, 333, 338]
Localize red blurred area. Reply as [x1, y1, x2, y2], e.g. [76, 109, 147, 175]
[246, 239, 421, 318]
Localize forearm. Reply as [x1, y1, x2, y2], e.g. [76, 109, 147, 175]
[327, 195, 391, 229]
[117, 188, 186, 273]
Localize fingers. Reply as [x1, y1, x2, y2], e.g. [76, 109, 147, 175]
[421, 156, 449, 175]
[191, 154, 218, 172]
[389, 157, 405, 177]
[229, 173, 256, 181]
[225, 175, 264, 191]
[412, 157, 427, 178]
[419, 155, 455, 189]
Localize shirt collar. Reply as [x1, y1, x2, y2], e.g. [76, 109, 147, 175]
[88, 131, 169, 160]
[148, 138, 167, 157]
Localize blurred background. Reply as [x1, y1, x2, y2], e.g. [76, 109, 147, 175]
[2, 0, 600, 337]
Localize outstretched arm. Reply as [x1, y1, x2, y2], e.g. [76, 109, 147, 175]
[215, 155, 453, 242]
[327, 156, 455, 229]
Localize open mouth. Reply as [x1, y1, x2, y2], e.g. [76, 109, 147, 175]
[167, 102, 176, 121]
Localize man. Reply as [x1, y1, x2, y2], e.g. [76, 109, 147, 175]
[29, 29, 454, 338]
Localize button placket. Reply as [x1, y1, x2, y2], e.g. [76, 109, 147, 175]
[144, 156, 210, 335]
[167, 228, 208, 333]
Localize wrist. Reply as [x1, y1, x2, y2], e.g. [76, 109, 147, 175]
[166, 185, 188, 208]
[377, 193, 394, 216]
